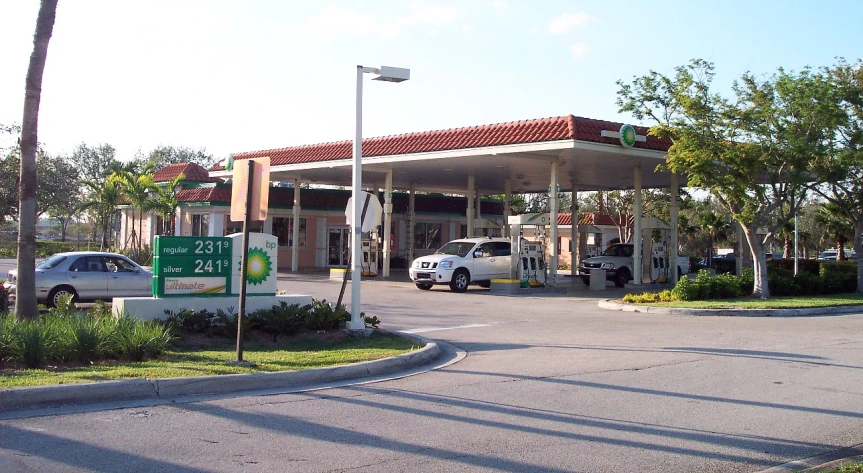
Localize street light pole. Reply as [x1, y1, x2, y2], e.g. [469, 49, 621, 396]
[350, 65, 410, 331]
[350, 65, 366, 330]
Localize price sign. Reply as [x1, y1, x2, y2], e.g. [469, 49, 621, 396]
[154, 236, 232, 257]
[153, 236, 234, 297]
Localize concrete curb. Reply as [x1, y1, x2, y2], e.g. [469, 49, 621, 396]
[755, 442, 863, 472]
[0, 331, 440, 413]
[598, 299, 863, 317]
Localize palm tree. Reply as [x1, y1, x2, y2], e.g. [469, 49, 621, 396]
[78, 175, 123, 250]
[16, 0, 58, 320]
[115, 164, 157, 259]
[815, 202, 854, 261]
[146, 173, 184, 236]
[698, 210, 728, 269]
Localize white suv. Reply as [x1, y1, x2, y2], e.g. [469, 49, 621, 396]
[409, 237, 512, 292]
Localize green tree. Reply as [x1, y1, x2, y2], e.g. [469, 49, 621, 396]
[698, 210, 728, 269]
[146, 173, 185, 236]
[115, 165, 157, 258]
[16, 0, 58, 320]
[808, 59, 863, 292]
[0, 151, 20, 222]
[69, 143, 119, 182]
[618, 60, 836, 298]
[815, 202, 854, 260]
[40, 155, 82, 241]
[144, 145, 215, 169]
[78, 175, 123, 250]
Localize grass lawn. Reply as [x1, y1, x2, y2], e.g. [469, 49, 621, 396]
[0, 331, 420, 389]
[632, 293, 863, 309]
[822, 462, 863, 473]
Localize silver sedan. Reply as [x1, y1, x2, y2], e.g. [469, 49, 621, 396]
[3, 251, 152, 307]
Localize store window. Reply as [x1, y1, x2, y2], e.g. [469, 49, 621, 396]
[224, 219, 262, 235]
[191, 214, 209, 237]
[413, 223, 442, 251]
[272, 217, 307, 247]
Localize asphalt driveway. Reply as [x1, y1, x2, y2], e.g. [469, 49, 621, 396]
[2, 270, 862, 472]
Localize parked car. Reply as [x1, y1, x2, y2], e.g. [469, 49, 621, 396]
[577, 243, 690, 287]
[3, 251, 152, 307]
[817, 249, 856, 262]
[409, 237, 512, 292]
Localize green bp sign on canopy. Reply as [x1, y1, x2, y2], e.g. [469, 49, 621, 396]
[153, 233, 278, 298]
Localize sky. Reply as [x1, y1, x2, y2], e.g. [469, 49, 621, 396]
[2, 0, 862, 162]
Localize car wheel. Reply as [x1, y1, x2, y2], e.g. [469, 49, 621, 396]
[477, 281, 491, 288]
[614, 269, 630, 288]
[48, 286, 78, 308]
[449, 269, 470, 293]
[415, 283, 433, 290]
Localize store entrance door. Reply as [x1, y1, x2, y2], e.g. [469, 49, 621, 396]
[328, 227, 350, 267]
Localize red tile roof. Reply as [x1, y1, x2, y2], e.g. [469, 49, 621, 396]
[154, 163, 222, 183]
[212, 115, 671, 170]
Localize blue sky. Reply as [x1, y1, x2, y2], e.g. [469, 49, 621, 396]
[1, 0, 861, 161]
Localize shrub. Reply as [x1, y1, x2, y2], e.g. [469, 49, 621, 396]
[254, 302, 305, 342]
[0, 313, 15, 362]
[0, 285, 10, 314]
[304, 299, 349, 331]
[821, 262, 857, 294]
[768, 258, 820, 275]
[211, 308, 257, 339]
[60, 314, 117, 363]
[767, 269, 796, 296]
[12, 319, 62, 368]
[114, 317, 174, 362]
[162, 308, 217, 335]
[48, 293, 78, 319]
[363, 313, 381, 329]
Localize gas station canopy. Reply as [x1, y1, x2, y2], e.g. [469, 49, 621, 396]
[211, 115, 676, 194]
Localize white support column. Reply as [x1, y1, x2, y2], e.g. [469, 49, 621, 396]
[263, 216, 273, 234]
[571, 183, 578, 277]
[632, 166, 643, 285]
[466, 174, 475, 237]
[173, 210, 181, 236]
[408, 184, 415, 263]
[383, 169, 393, 277]
[291, 179, 301, 272]
[208, 212, 224, 237]
[670, 172, 679, 284]
[504, 178, 512, 238]
[549, 160, 558, 287]
[475, 187, 482, 234]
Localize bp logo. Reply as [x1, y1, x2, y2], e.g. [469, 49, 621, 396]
[619, 124, 636, 147]
[245, 247, 272, 285]
[223, 155, 234, 171]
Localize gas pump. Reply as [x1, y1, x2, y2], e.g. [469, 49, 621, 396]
[519, 239, 547, 287]
[649, 241, 669, 283]
[508, 214, 550, 288]
[361, 230, 379, 277]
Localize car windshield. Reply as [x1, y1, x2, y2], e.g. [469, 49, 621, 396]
[602, 245, 631, 257]
[435, 242, 476, 258]
[36, 254, 67, 270]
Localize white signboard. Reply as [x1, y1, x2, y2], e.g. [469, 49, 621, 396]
[345, 191, 383, 232]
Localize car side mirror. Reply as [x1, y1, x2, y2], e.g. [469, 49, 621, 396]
[474, 250, 484, 258]
[134, 268, 140, 274]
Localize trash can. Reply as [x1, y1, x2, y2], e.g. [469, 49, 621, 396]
[590, 269, 606, 290]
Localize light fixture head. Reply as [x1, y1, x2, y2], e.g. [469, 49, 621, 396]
[515, 174, 525, 180]
[372, 66, 410, 83]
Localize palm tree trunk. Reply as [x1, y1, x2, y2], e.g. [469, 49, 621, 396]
[16, 0, 58, 320]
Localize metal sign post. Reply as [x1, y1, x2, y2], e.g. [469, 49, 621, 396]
[228, 157, 270, 366]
